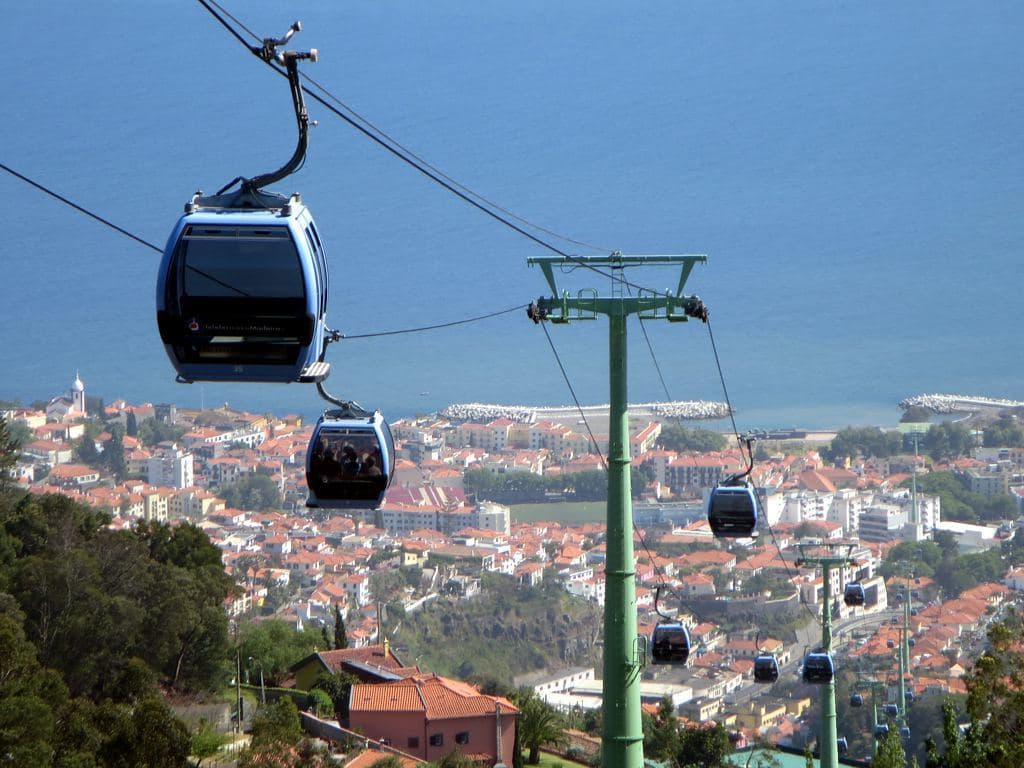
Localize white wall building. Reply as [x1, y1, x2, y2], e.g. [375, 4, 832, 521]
[147, 446, 195, 489]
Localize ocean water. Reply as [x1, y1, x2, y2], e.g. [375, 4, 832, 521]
[1, 2, 1021, 429]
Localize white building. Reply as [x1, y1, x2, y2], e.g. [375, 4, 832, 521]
[147, 446, 195, 489]
[828, 488, 865, 534]
[859, 503, 907, 542]
[781, 490, 833, 524]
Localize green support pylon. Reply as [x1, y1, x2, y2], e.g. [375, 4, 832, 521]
[528, 253, 708, 768]
[796, 543, 856, 768]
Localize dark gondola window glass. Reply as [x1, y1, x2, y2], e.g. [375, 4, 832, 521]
[181, 227, 304, 299]
[309, 427, 387, 502]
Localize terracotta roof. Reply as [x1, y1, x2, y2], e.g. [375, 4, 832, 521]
[305, 644, 406, 675]
[349, 674, 518, 721]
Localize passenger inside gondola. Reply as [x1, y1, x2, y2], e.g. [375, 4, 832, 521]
[309, 431, 385, 502]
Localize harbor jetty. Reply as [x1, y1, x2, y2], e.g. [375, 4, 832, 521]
[899, 393, 1024, 415]
[440, 400, 730, 425]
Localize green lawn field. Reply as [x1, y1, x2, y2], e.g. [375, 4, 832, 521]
[509, 501, 607, 524]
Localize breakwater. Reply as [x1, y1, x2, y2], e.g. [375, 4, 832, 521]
[440, 400, 731, 424]
[899, 394, 1024, 414]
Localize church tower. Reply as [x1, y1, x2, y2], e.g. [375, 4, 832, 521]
[71, 371, 86, 415]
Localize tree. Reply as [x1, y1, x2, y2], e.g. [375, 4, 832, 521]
[513, 689, 568, 764]
[0, 613, 65, 767]
[137, 417, 188, 447]
[925, 612, 1024, 768]
[126, 410, 139, 437]
[821, 426, 903, 462]
[923, 422, 974, 463]
[434, 751, 478, 768]
[249, 698, 303, 749]
[238, 620, 321, 685]
[643, 696, 681, 763]
[191, 719, 231, 767]
[676, 722, 731, 768]
[901, 406, 933, 423]
[310, 670, 358, 721]
[983, 415, 1024, 448]
[75, 434, 101, 466]
[103, 424, 128, 481]
[874, 727, 907, 768]
[0, 414, 21, 495]
[658, 424, 728, 453]
[219, 474, 282, 511]
[334, 604, 349, 649]
[307, 687, 334, 718]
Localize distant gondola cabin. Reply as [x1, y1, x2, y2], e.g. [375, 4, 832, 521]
[707, 485, 758, 538]
[651, 622, 691, 665]
[306, 411, 395, 509]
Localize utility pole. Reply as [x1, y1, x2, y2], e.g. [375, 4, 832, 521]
[528, 252, 708, 768]
[795, 543, 855, 768]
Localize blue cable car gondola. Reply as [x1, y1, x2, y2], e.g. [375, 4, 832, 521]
[157, 23, 330, 384]
[651, 622, 691, 665]
[157, 192, 330, 383]
[306, 408, 395, 509]
[891, 616, 900, 625]
[900, 726, 911, 740]
[850, 693, 864, 708]
[884, 703, 899, 718]
[802, 652, 834, 685]
[887, 639, 895, 649]
[753, 654, 780, 684]
[905, 689, 915, 703]
[843, 582, 866, 607]
[874, 723, 890, 739]
[908, 638, 916, 648]
[837, 737, 848, 754]
[707, 485, 758, 538]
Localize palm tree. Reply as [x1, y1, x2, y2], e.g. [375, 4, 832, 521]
[514, 689, 568, 765]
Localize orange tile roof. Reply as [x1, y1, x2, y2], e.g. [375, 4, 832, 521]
[350, 674, 518, 721]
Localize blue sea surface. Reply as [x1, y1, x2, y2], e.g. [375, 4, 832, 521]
[1, 2, 1021, 429]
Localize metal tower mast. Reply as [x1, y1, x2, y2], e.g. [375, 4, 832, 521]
[527, 253, 708, 768]
[796, 543, 856, 768]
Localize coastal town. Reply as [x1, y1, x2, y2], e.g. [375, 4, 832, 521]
[4, 373, 1024, 765]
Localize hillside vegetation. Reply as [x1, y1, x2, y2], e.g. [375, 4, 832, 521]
[394, 574, 602, 685]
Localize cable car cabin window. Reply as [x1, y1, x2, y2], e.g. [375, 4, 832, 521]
[308, 427, 388, 503]
[753, 656, 779, 684]
[801, 654, 833, 685]
[844, 583, 866, 607]
[651, 624, 690, 665]
[181, 227, 304, 299]
[708, 487, 757, 537]
[166, 226, 313, 366]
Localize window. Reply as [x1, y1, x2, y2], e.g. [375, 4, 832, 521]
[429, 734, 444, 747]
[181, 226, 303, 299]
[455, 732, 470, 745]
[407, 737, 419, 749]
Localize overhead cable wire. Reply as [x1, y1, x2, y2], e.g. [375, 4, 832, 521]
[704, 316, 822, 628]
[195, 0, 705, 300]
[536, 321, 607, 472]
[341, 304, 529, 339]
[625, 282, 673, 402]
[1, 160, 531, 342]
[203, 0, 610, 254]
[0, 162, 162, 254]
[300, 73, 611, 254]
